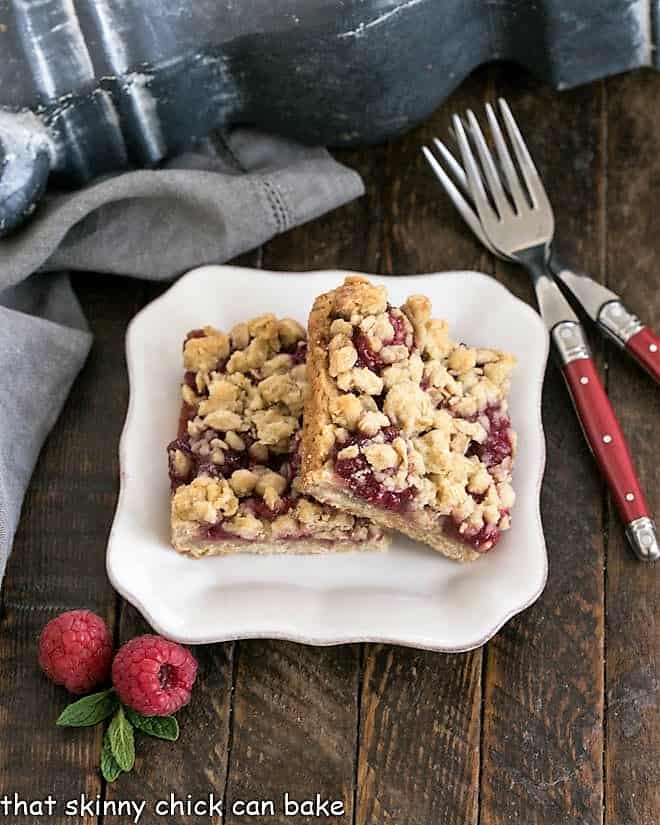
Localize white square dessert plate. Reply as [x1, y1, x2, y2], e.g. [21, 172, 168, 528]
[107, 266, 549, 651]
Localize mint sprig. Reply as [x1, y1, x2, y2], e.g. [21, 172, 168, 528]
[107, 706, 135, 772]
[101, 730, 123, 783]
[125, 708, 179, 741]
[57, 689, 118, 727]
[54, 689, 183, 782]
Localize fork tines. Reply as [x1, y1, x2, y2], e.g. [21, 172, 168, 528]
[423, 98, 554, 255]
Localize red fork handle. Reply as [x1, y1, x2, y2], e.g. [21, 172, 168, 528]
[551, 318, 657, 560]
[562, 358, 649, 523]
[626, 327, 660, 384]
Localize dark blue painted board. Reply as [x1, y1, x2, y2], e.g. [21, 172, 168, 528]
[0, 0, 658, 234]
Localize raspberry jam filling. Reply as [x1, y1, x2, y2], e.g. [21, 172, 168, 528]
[203, 522, 246, 540]
[168, 433, 250, 489]
[177, 404, 197, 439]
[168, 438, 194, 489]
[443, 517, 501, 552]
[388, 312, 408, 345]
[199, 488, 296, 530]
[247, 496, 294, 521]
[467, 405, 512, 468]
[419, 399, 513, 469]
[443, 507, 510, 553]
[287, 433, 302, 481]
[289, 340, 308, 364]
[353, 308, 413, 372]
[333, 427, 416, 513]
[196, 450, 248, 477]
[353, 331, 384, 372]
[184, 329, 207, 342]
[170, 417, 299, 515]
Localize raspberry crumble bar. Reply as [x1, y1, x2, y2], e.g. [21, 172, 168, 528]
[167, 313, 388, 556]
[300, 276, 517, 562]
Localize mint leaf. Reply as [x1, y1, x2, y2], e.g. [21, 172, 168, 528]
[108, 706, 135, 772]
[101, 730, 122, 783]
[57, 690, 118, 727]
[125, 708, 179, 741]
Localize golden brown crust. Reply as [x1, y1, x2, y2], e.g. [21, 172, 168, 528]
[172, 522, 389, 558]
[301, 288, 340, 480]
[300, 276, 516, 562]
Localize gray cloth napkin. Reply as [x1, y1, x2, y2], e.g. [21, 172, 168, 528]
[0, 129, 364, 585]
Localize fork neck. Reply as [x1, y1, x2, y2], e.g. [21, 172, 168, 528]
[514, 243, 586, 362]
[514, 244, 552, 285]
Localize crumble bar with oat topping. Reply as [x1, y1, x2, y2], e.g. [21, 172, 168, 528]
[167, 313, 388, 556]
[299, 276, 516, 562]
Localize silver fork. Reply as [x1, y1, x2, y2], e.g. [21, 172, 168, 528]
[423, 99, 658, 562]
[424, 114, 660, 385]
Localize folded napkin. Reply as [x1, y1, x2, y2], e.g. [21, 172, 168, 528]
[0, 129, 364, 585]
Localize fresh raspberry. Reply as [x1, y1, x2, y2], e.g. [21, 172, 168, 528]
[112, 635, 197, 717]
[38, 610, 113, 694]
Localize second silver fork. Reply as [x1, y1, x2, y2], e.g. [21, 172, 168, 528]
[424, 99, 658, 562]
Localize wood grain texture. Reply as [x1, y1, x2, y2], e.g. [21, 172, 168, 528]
[603, 71, 660, 825]
[259, 151, 374, 274]
[354, 68, 492, 825]
[479, 69, 606, 825]
[357, 646, 482, 825]
[104, 604, 234, 825]
[224, 641, 360, 825]
[0, 274, 142, 825]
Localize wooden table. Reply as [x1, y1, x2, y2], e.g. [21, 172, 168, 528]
[0, 64, 658, 825]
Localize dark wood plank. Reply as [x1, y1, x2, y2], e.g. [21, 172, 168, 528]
[257, 148, 376, 275]
[104, 604, 234, 824]
[357, 646, 482, 825]
[603, 70, 660, 825]
[224, 641, 360, 825]
[479, 70, 606, 825]
[0, 274, 145, 825]
[352, 68, 493, 825]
